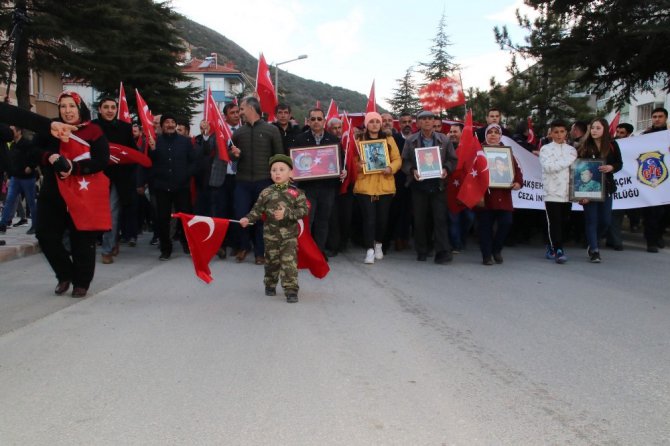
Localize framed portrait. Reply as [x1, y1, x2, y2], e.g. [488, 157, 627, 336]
[289, 145, 341, 181]
[483, 146, 514, 189]
[358, 139, 390, 174]
[569, 159, 605, 201]
[415, 146, 443, 180]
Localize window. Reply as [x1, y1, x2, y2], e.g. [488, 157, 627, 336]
[637, 103, 654, 131]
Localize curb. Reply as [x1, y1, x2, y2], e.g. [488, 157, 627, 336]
[0, 241, 41, 263]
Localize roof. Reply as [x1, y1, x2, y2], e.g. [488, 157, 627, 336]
[181, 58, 241, 74]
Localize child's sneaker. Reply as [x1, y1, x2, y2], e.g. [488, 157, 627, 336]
[364, 248, 375, 264]
[545, 245, 555, 260]
[265, 287, 276, 296]
[286, 291, 298, 303]
[555, 248, 568, 264]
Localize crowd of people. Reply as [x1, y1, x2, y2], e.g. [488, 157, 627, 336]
[1, 94, 669, 300]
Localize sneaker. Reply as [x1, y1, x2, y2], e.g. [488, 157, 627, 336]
[434, 250, 453, 264]
[101, 254, 114, 264]
[364, 248, 375, 264]
[150, 236, 159, 246]
[0, 224, 6, 234]
[265, 287, 276, 296]
[159, 252, 171, 261]
[545, 245, 555, 260]
[12, 218, 28, 227]
[647, 245, 659, 253]
[482, 256, 494, 266]
[374, 242, 384, 260]
[26, 227, 35, 235]
[589, 250, 601, 263]
[555, 249, 568, 264]
[128, 238, 137, 247]
[493, 252, 503, 264]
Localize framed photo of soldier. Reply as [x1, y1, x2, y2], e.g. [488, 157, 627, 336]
[414, 146, 442, 180]
[483, 146, 514, 189]
[289, 145, 341, 181]
[569, 159, 605, 201]
[359, 139, 390, 174]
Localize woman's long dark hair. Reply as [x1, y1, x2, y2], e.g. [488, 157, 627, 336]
[579, 117, 611, 159]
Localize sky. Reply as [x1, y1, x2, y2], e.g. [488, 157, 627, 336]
[171, 0, 537, 109]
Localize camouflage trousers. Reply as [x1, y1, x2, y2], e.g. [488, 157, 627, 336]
[263, 236, 299, 292]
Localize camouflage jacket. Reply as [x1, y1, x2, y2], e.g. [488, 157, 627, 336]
[245, 182, 308, 239]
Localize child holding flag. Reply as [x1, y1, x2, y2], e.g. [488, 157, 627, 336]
[240, 154, 308, 303]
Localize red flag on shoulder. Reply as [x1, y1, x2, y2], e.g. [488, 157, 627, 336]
[135, 89, 156, 153]
[204, 86, 232, 162]
[117, 82, 131, 124]
[454, 109, 489, 208]
[366, 80, 377, 113]
[173, 213, 230, 284]
[256, 53, 278, 122]
[56, 130, 111, 231]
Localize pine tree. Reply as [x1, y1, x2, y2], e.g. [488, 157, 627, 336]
[493, 8, 593, 134]
[495, 0, 670, 108]
[387, 66, 419, 116]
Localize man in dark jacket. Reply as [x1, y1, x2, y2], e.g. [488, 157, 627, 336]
[0, 126, 38, 234]
[290, 107, 342, 256]
[148, 113, 196, 260]
[641, 107, 669, 252]
[230, 96, 284, 264]
[272, 103, 300, 152]
[93, 97, 140, 263]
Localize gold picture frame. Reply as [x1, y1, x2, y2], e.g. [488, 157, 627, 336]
[483, 146, 514, 189]
[359, 139, 390, 174]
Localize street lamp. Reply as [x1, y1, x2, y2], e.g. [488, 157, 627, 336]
[274, 54, 308, 99]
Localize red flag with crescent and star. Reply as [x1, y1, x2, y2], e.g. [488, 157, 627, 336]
[135, 89, 156, 152]
[204, 86, 232, 162]
[455, 109, 489, 208]
[117, 82, 131, 124]
[173, 213, 230, 284]
[609, 111, 621, 137]
[56, 129, 111, 231]
[325, 99, 338, 125]
[296, 197, 329, 278]
[256, 53, 278, 122]
[108, 143, 152, 167]
[339, 113, 358, 194]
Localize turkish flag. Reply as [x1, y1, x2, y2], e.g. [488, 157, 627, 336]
[56, 130, 111, 231]
[117, 82, 131, 124]
[204, 87, 232, 162]
[366, 80, 376, 113]
[446, 168, 466, 213]
[108, 143, 152, 167]
[135, 89, 156, 152]
[609, 111, 621, 137]
[297, 207, 329, 279]
[173, 213, 230, 284]
[419, 76, 465, 113]
[339, 113, 358, 194]
[453, 109, 489, 208]
[325, 99, 338, 125]
[527, 116, 537, 147]
[256, 53, 278, 122]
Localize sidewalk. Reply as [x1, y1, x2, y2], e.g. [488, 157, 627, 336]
[0, 219, 40, 263]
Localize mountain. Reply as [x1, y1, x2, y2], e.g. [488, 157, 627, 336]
[175, 17, 374, 121]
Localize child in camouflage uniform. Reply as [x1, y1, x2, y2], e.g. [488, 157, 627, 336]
[240, 154, 308, 303]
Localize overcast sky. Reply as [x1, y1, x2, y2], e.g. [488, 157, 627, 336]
[171, 0, 536, 108]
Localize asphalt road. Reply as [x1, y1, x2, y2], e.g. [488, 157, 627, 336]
[0, 236, 668, 445]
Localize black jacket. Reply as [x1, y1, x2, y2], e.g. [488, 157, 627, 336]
[5, 135, 38, 179]
[291, 130, 342, 189]
[149, 132, 195, 191]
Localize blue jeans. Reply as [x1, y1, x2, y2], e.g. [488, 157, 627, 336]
[101, 185, 120, 255]
[583, 195, 613, 252]
[448, 209, 474, 250]
[234, 179, 272, 257]
[1, 177, 37, 227]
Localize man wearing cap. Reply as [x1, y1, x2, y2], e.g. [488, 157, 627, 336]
[229, 96, 284, 265]
[401, 110, 457, 264]
[148, 113, 196, 260]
